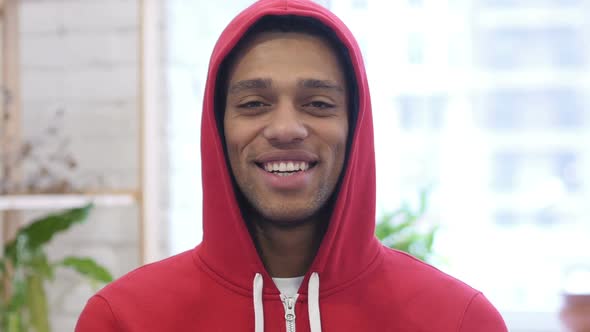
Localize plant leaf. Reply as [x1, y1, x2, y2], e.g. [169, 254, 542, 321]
[376, 188, 438, 263]
[417, 187, 430, 215]
[4, 204, 93, 261]
[375, 218, 394, 240]
[6, 276, 27, 313]
[26, 275, 50, 332]
[424, 226, 438, 250]
[30, 250, 54, 280]
[6, 311, 23, 332]
[59, 257, 113, 283]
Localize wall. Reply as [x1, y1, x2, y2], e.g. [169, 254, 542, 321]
[18, 0, 143, 330]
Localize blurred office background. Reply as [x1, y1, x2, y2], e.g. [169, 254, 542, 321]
[1, 0, 589, 331]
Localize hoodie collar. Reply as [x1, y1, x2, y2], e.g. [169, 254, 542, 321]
[197, 0, 381, 296]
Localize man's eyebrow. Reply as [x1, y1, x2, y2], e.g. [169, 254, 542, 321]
[299, 79, 345, 93]
[228, 78, 271, 94]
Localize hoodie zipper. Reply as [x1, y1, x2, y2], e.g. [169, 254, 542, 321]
[281, 294, 299, 332]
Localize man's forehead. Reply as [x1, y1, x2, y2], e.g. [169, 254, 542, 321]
[226, 31, 348, 90]
[233, 31, 335, 62]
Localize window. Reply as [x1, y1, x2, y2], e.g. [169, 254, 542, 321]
[553, 152, 581, 192]
[407, 32, 425, 64]
[483, 88, 584, 130]
[351, 0, 368, 9]
[479, 27, 585, 69]
[397, 95, 447, 130]
[491, 151, 521, 192]
[313, 0, 332, 8]
[480, 0, 583, 7]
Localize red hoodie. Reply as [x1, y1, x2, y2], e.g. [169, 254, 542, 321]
[76, 1, 507, 331]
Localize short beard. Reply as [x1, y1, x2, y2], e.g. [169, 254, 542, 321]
[239, 185, 332, 228]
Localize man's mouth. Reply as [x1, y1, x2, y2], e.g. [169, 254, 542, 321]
[256, 161, 317, 177]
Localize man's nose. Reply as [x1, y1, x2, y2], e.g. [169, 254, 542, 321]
[262, 101, 308, 144]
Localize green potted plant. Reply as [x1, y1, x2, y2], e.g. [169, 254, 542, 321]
[376, 188, 438, 262]
[0, 204, 113, 332]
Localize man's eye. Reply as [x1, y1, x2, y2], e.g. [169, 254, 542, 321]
[238, 101, 268, 108]
[304, 101, 334, 109]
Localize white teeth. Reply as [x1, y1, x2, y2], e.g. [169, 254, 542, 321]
[262, 161, 312, 173]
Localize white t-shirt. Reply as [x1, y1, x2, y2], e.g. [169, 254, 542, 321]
[272, 276, 304, 298]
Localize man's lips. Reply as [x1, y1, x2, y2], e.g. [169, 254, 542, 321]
[254, 151, 319, 173]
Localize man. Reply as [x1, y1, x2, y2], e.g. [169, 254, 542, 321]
[76, 1, 507, 331]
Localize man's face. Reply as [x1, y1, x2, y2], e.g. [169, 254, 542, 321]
[224, 32, 349, 224]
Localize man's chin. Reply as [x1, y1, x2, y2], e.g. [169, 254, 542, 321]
[258, 209, 321, 228]
[237, 189, 332, 228]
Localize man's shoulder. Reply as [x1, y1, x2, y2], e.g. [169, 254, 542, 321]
[77, 248, 211, 331]
[374, 247, 506, 331]
[97, 248, 201, 301]
[379, 246, 477, 296]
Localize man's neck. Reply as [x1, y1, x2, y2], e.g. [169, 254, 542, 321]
[251, 216, 326, 278]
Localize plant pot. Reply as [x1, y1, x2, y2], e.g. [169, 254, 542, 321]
[560, 293, 590, 332]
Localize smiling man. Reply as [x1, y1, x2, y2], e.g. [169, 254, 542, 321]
[76, 1, 507, 331]
[222, 27, 350, 280]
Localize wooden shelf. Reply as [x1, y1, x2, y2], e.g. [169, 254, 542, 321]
[0, 193, 138, 211]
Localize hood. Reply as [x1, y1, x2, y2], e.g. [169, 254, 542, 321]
[198, 0, 380, 297]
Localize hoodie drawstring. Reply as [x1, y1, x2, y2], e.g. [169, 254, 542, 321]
[254, 273, 265, 332]
[308, 273, 322, 332]
[253, 272, 322, 332]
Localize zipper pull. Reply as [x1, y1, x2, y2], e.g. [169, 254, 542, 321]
[281, 294, 299, 332]
[285, 297, 295, 322]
